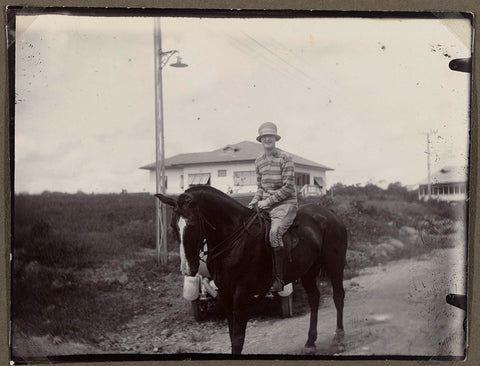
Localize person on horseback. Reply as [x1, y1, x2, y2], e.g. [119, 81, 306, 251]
[248, 122, 298, 292]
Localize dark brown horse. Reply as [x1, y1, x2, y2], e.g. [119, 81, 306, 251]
[156, 185, 347, 354]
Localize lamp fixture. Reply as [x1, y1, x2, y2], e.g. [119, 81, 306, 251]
[170, 56, 188, 68]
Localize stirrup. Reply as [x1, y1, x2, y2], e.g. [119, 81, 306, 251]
[269, 277, 284, 292]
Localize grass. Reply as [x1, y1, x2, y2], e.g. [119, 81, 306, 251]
[10, 188, 465, 344]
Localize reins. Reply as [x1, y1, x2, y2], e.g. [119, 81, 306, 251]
[199, 204, 265, 262]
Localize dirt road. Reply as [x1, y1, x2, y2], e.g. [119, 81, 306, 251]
[198, 244, 467, 356]
[12, 243, 466, 359]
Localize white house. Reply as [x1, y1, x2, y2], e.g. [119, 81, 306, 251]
[418, 166, 468, 201]
[140, 140, 333, 196]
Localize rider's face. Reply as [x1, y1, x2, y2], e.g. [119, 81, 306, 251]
[261, 135, 276, 150]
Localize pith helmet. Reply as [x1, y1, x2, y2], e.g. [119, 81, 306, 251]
[256, 122, 281, 142]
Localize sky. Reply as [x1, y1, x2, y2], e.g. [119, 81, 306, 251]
[14, 13, 472, 193]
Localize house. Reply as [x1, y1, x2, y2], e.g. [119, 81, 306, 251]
[418, 166, 468, 201]
[140, 140, 333, 196]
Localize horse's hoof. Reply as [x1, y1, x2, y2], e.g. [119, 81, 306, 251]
[336, 344, 346, 353]
[334, 329, 345, 341]
[332, 330, 345, 353]
[304, 346, 316, 354]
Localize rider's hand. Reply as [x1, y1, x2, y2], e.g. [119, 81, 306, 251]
[257, 200, 269, 210]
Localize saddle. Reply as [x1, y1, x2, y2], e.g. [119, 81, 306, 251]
[255, 207, 329, 262]
[257, 210, 300, 262]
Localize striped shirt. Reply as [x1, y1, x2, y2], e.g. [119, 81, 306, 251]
[250, 148, 298, 209]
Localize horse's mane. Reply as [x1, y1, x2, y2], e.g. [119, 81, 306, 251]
[184, 185, 250, 213]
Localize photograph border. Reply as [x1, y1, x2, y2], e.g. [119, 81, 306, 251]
[1, 1, 478, 365]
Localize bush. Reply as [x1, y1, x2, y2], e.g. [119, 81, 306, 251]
[11, 265, 136, 341]
[301, 184, 464, 274]
[113, 219, 155, 249]
[423, 199, 460, 220]
[15, 220, 95, 270]
[12, 193, 162, 342]
[328, 182, 418, 202]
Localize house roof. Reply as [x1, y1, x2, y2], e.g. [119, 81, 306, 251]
[140, 140, 332, 171]
[418, 166, 468, 185]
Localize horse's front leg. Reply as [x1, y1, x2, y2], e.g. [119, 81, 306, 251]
[231, 287, 251, 354]
[218, 290, 234, 344]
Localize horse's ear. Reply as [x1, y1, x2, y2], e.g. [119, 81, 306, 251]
[154, 193, 177, 207]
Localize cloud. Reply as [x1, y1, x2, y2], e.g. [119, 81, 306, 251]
[13, 14, 471, 193]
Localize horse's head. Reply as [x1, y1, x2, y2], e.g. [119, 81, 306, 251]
[155, 191, 206, 276]
[156, 186, 252, 276]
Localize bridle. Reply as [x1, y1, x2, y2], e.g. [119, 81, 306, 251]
[193, 202, 266, 263]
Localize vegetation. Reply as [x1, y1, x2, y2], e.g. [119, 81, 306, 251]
[11, 184, 466, 344]
[11, 192, 178, 342]
[310, 183, 466, 277]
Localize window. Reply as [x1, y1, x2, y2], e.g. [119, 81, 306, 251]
[180, 175, 184, 189]
[234, 171, 256, 186]
[313, 176, 324, 189]
[188, 173, 211, 187]
[295, 173, 310, 187]
[218, 169, 227, 177]
[419, 185, 426, 196]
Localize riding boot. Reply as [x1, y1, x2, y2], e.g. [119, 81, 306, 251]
[269, 246, 285, 292]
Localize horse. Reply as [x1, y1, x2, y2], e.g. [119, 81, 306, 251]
[155, 185, 347, 354]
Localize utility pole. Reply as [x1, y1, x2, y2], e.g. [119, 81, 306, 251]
[154, 18, 168, 266]
[427, 132, 431, 200]
[153, 18, 188, 266]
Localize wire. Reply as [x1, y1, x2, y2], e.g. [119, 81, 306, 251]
[242, 32, 315, 83]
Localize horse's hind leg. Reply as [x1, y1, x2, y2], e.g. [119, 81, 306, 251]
[326, 261, 345, 341]
[301, 260, 322, 351]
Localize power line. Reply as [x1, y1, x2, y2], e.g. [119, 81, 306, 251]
[241, 31, 315, 84]
[239, 31, 347, 104]
[226, 34, 300, 83]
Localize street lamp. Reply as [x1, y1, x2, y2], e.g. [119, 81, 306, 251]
[171, 56, 188, 68]
[153, 18, 188, 266]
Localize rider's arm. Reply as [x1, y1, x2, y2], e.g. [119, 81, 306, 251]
[248, 163, 264, 208]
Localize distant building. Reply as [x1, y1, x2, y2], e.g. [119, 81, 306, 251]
[140, 140, 332, 196]
[418, 166, 468, 201]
